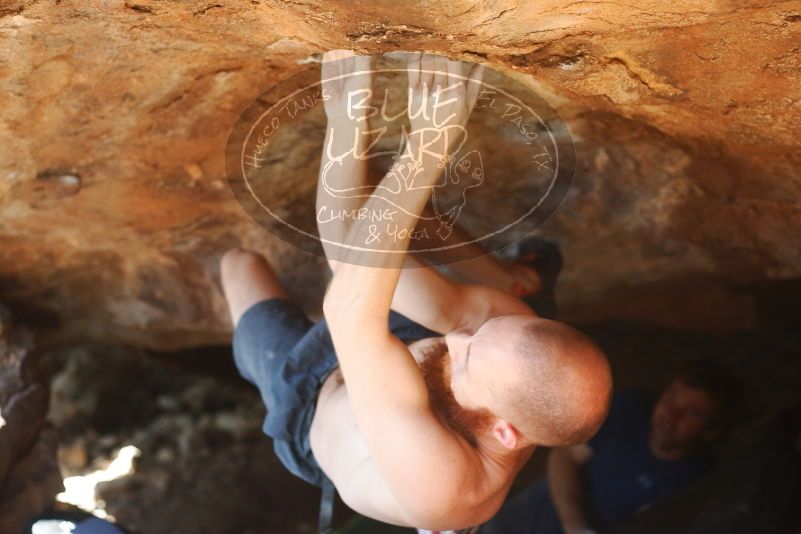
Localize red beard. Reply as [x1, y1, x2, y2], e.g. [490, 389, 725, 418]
[418, 339, 495, 446]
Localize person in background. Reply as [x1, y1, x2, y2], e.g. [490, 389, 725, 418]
[481, 360, 742, 534]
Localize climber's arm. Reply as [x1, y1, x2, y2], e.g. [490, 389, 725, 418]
[323, 54, 501, 526]
[317, 51, 374, 272]
[390, 256, 534, 334]
[322, 126, 481, 524]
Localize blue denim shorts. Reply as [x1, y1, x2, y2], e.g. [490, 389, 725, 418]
[232, 298, 440, 487]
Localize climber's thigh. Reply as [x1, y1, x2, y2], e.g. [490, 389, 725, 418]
[221, 248, 289, 327]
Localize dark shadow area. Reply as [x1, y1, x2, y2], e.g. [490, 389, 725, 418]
[582, 321, 801, 534]
[36, 278, 801, 533]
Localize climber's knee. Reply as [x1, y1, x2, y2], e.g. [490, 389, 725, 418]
[220, 247, 289, 326]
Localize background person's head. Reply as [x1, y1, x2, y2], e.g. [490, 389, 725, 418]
[442, 315, 612, 450]
[650, 360, 743, 460]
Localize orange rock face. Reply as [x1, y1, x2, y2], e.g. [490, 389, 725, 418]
[0, 1, 799, 348]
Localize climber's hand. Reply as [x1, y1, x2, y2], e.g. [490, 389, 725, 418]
[321, 50, 374, 122]
[406, 53, 484, 162]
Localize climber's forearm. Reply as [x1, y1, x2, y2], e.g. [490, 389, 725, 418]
[316, 115, 373, 271]
[323, 138, 446, 319]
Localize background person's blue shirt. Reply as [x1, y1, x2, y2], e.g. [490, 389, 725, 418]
[586, 390, 712, 527]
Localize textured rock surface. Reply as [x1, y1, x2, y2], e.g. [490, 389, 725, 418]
[1, 0, 800, 349]
[0, 426, 62, 533]
[0, 304, 61, 533]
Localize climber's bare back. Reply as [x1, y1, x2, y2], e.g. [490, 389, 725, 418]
[309, 336, 535, 529]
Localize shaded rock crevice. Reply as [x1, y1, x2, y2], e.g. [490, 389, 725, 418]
[0, 305, 62, 533]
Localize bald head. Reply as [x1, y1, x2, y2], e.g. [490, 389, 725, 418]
[490, 318, 612, 447]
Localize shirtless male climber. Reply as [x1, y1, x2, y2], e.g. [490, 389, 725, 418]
[220, 51, 612, 533]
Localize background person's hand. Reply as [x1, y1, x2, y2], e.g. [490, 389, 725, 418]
[321, 50, 374, 121]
